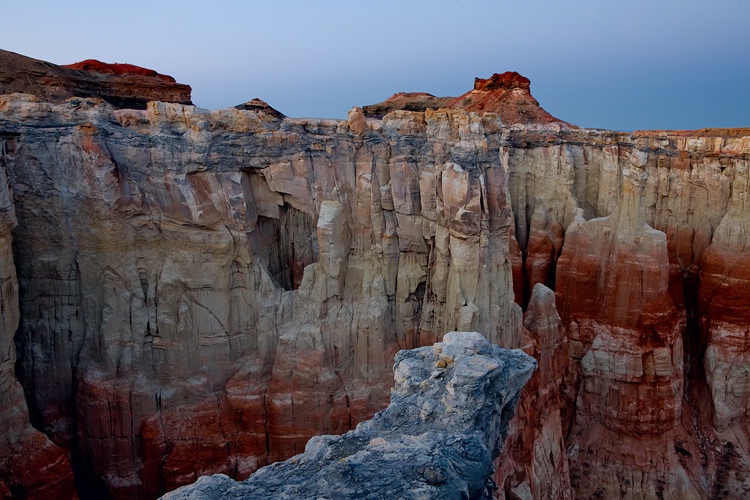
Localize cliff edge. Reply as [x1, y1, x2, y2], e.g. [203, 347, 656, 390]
[162, 332, 536, 499]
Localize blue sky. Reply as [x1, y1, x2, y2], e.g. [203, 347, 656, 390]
[2, 0, 748, 130]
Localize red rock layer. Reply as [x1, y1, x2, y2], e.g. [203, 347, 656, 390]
[0, 49, 191, 109]
[495, 284, 573, 499]
[63, 59, 177, 82]
[443, 72, 567, 125]
[363, 71, 569, 125]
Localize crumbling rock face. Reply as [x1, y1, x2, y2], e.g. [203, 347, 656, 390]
[2, 58, 750, 499]
[0, 49, 191, 109]
[0, 94, 525, 499]
[505, 128, 750, 498]
[495, 284, 573, 500]
[162, 331, 536, 499]
[0, 137, 77, 498]
[553, 149, 697, 498]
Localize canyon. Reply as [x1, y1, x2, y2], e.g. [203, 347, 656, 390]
[163, 331, 537, 499]
[1, 49, 750, 499]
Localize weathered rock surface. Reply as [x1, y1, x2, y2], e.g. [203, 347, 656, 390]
[505, 127, 750, 498]
[162, 331, 536, 499]
[553, 147, 698, 498]
[0, 93, 524, 498]
[495, 284, 573, 499]
[0, 137, 77, 498]
[2, 52, 750, 499]
[0, 49, 191, 109]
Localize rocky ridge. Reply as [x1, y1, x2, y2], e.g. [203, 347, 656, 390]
[162, 331, 536, 499]
[362, 71, 567, 126]
[0, 49, 191, 109]
[1, 52, 750, 499]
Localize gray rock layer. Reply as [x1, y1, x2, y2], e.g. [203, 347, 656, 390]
[162, 331, 536, 499]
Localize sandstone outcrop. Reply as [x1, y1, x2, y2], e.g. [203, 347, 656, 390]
[553, 148, 698, 498]
[162, 332, 536, 499]
[2, 52, 750, 499]
[0, 49, 191, 109]
[504, 127, 750, 498]
[363, 71, 567, 126]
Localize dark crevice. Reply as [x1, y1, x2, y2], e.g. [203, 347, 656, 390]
[255, 205, 318, 291]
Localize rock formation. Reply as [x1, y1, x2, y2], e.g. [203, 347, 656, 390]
[495, 284, 573, 499]
[1, 51, 750, 499]
[161, 331, 536, 499]
[0, 49, 191, 109]
[0, 135, 77, 498]
[505, 127, 750, 498]
[0, 92, 525, 498]
[363, 71, 567, 126]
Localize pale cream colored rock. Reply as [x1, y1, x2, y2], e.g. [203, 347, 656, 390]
[346, 106, 367, 135]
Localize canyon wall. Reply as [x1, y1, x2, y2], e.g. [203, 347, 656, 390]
[0, 136, 77, 498]
[0, 96, 526, 498]
[506, 127, 750, 498]
[0, 65, 749, 498]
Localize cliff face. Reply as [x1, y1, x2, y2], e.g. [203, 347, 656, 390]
[1, 61, 750, 499]
[0, 134, 77, 498]
[507, 127, 750, 498]
[0, 96, 526, 499]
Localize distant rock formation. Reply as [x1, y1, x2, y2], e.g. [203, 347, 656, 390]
[0, 49, 191, 109]
[363, 71, 568, 125]
[162, 331, 536, 499]
[233, 98, 286, 119]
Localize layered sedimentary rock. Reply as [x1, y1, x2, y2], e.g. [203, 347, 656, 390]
[2, 55, 750, 499]
[0, 136, 77, 498]
[553, 147, 697, 498]
[363, 71, 567, 126]
[505, 127, 750, 498]
[495, 284, 573, 499]
[0, 49, 191, 109]
[0, 92, 525, 498]
[162, 332, 536, 499]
